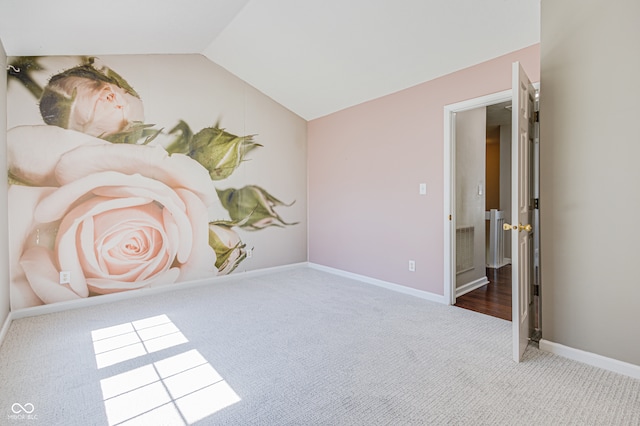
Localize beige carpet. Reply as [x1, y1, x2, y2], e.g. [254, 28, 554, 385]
[0, 266, 638, 425]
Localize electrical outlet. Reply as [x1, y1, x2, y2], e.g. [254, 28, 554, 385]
[59, 271, 71, 284]
[408, 260, 416, 272]
[246, 247, 253, 258]
[419, 183, 427, 195]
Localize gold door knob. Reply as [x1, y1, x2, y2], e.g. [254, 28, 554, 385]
[503, 223, 532, 232]
[519, 223, 532, 232]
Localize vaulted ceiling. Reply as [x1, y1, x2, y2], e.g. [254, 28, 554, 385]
[0, 0, 540, 120]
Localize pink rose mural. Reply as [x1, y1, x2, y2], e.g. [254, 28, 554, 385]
[7, 57, 298, 310]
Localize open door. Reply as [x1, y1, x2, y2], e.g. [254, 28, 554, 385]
[507, 62, 536, 362]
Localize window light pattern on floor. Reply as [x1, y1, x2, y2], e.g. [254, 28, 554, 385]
[93, 315, 241, 425]
[91, 314, 188, 368]
[100, 349, 240, 425]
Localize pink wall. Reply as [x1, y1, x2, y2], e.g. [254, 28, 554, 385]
[308, 44, 539, 296]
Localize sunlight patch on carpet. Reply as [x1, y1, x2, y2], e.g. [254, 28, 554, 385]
[91, 314, 188, 368]
[94, 316, 241, 425]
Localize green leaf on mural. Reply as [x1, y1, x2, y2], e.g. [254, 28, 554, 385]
[165, 120, 194, 155]
[216, 185, 298, 230]
[102, 122, 161, 145]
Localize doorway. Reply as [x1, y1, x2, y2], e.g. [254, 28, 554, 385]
[446, 96, 513, 321]
[443, 89, 513, 308]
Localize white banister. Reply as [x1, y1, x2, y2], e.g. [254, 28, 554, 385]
[485, 209, 508, 268]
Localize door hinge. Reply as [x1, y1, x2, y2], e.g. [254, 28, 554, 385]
[534, 111, 540, 122]
[533, 285, 540, 297]
[534, 198, 540, 209]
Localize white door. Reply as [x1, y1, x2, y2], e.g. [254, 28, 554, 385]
[510, 62, 536, 362]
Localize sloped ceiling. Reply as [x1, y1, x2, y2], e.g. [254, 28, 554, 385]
[0, 0, 540, 120]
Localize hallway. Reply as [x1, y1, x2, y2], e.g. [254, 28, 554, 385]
[454, 265, 511, 321]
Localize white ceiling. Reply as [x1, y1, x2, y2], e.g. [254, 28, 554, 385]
[1, 0, 540, 120]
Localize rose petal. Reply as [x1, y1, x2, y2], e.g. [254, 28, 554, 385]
[162, 208, 180, 265]
[95, 207, 164, 277]
[93, 180, 192, 263]
[10, 275, 44, 309]
[56, 196, 162, 293]
[35, 173, 193, 263]
[175, 189, 217, 281]
[20, 246, 83, 304]
[8, 125, 107, 186]
[71, 198, 155, 276]
[55, 143, 217, 207]
[93, 185, 185, 212]
[39, 172, 194, 264]
[91, 184, 192, 262]
[8, 185, 57, 285]
[93, 205, 171, 280]
[8, 185, 63, 310]
[35, 171, 177, 223]
[56, 195, 185, 287]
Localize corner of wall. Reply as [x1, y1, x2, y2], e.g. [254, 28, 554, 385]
[0, 38, 11, 335]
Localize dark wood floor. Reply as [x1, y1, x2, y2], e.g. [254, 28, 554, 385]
[454, 265, 512, 321]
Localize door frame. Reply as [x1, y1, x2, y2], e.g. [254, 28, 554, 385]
[444, 89, 512, 305]
[443, 85, 539, 306]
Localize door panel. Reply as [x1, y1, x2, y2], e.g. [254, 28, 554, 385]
[512, 62, 536, 362]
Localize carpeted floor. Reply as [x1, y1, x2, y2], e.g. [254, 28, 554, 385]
[0, 267, 638, 425]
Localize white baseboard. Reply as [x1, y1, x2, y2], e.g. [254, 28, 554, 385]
[539, 339, 640, 380]
[0, 311, 13, 350]
[308, 263, 447, 304]
[456, 276, 489, 298]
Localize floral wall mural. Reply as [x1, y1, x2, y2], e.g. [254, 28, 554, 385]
[6, 55, 307, 310]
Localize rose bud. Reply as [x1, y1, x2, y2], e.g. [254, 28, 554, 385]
[189, 126, 261, 180]
[208, 223, 247, 274]
[39, 63, 145, 139]
[216, 185, 298, 230]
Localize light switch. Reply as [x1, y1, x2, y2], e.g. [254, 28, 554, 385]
[419, 183, 427, 195]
